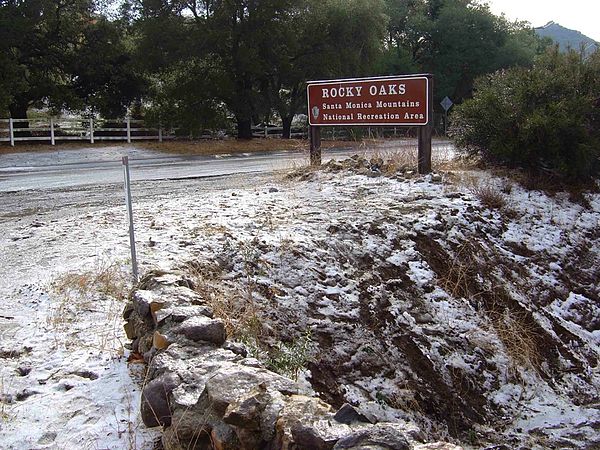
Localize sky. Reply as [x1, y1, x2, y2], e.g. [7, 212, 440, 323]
[484, 0, 600, 42]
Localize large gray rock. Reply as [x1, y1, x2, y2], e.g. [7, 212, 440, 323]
[332, 423, 411, 450]
[333, 403, 377, 425]
[203, 364, 298, 416]
[290, 419, 352, 450]
[176, 316, 227, 345]
[141, 372, 180, 427]
[414, 444, 463, 450]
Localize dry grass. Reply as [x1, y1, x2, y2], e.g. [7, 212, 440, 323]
[471, 183, 507, 210]
[52, 259, 128, 300]
[182, 260, 265, 341]
[47, 259, 130, 351]
[488, 307, 542, 377]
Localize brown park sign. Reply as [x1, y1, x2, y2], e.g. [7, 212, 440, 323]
[307, 75, 429, 126]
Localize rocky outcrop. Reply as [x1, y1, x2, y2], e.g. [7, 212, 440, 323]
[123, 272, 462, 450]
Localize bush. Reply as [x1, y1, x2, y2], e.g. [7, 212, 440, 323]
[451, 47, 600, 180]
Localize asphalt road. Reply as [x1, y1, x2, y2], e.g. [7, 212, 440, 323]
[0, 140, 453, 221]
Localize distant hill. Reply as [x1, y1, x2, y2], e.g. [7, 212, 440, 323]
[535, 21, 598, 54]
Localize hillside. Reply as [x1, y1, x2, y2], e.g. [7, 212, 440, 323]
[1, 147, 599, 449]
[535, 21, 598, 53]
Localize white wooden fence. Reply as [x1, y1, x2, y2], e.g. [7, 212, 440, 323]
[0, 117, 166, 146]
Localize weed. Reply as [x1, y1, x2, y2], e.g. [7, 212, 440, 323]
[265, 330, 313, 380]
[488, 307, 542, 378]
[52, 259, 129, 301]
[470, 182, 507, 210]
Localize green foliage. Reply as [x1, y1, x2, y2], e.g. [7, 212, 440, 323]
[265, 330, 313, 380]
[0, 0, 145, 118]
[451, 47, 600, 179]
[142, 59, 230, 137]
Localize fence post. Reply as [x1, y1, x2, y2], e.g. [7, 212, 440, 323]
[89, 118, 94, 144]
[9, 118, 14, 147]
[158, 123, 163, 143]
[50, 118, 55, 145]
[126, 117, 131, 143]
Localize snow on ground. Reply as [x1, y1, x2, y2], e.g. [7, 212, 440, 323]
[1, 154, 599, 449]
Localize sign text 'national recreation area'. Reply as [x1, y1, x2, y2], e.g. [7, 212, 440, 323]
[307, 76, 429, 127]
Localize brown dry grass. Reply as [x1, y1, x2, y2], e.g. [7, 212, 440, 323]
[489, 308, 542, 376]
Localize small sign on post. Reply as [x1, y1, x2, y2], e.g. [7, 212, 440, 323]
[307, 74, 433, 173]
[440, 96, 453, 136]
[122, 156, 139, 282]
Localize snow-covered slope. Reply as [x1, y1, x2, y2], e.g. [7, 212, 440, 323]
[1, 155, 598, 448]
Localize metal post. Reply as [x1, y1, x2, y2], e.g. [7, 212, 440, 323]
[126, 117, 131, 143]
[158, 124, 163, 143]
[264, 124, 268, 139]
[89, 118, 94, 144]
[9, 118, 14, 147]
[122, 156, 139, 282]
[50, 118, 55, 145]
[444, 110, 448, 136]
[309, 126, 321, 166]
[418, 74, 434, 175]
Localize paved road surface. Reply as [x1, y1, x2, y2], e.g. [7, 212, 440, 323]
[0, 140, 453, 220]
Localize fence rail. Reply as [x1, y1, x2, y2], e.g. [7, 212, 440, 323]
[0, 117, 166, 146]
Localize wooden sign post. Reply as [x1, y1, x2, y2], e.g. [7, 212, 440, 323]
[307, 74, 433, 174]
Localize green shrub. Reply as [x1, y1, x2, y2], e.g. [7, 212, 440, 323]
[451, 47, 600, 180]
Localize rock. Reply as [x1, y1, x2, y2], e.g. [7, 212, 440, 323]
[141, 373, 180, 427]
[291, 419, 352, 450]
[210, 422, 241, 450]
[414, 443, 463, 450]
[37, 431, 57, 445]
[203, 364, 298, 417]
[153, 331, 170, 350]
[162, 422, 212, 450]
[16, 365, 32, 377]
[123, 320, 136, 340]
[276, 395, 335, 448]
[269, 187, 279, 193]
[333, 403, 377, 425]
[176, 316, 226, 345]
[16, 389, 39, 401]
[223, 384, 268, 430]
[223, 341, 248, 358]
[333, 423, 411, 450]
[132, 290, 154, 318]
[430, 173, 443, 183]
[155, 304, 214, 325]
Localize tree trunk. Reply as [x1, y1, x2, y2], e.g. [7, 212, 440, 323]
[281, 116, 293, 139]
[9, 99, 30, 136]
[9, 99, 29, 129]
[237, 118, 253, 139]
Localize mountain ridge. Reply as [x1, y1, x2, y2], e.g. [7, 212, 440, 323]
[535, 21, 598, 53]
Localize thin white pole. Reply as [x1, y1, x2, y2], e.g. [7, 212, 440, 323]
[122, 156, 138, 282]
[50, 118, 55, 145]
[158, 123, 163, 143]
[90, 118, 94, 144]
[126, 117, 131, 143]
